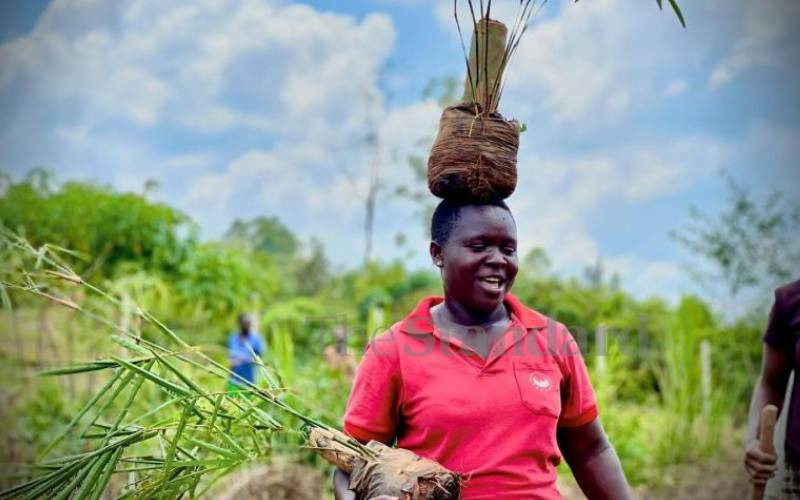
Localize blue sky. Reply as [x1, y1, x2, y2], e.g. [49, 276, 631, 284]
[1, 0, 798, 306]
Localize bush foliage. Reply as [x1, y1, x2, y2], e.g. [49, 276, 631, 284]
[0, 173, 766, 491]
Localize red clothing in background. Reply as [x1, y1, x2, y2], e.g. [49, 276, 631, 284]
[344, 293, 598, 500]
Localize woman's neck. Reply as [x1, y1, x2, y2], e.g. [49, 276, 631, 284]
[438, 295, 509, 328]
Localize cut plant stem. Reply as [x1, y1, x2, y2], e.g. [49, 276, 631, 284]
[462, 17, 508, 112]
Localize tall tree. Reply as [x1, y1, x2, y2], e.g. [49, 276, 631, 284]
[671, 177, 800, 295]
[225, 216, 299, 258]
[0, 170, 195, 276]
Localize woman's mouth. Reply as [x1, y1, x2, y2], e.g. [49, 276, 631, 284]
[477, 276, 504, 293]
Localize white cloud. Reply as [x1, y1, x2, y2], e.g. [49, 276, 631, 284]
[184, 172, 236, 207]
[165, 153, 215, 170]
[709, 1, 800, 89]
[499, 0, 688, 123]
[178, 97, 442, 237]
[664, 79, 689, 97]
[511, 135, 725, 271]
[0, 0, 394, 135]
[0, 0, 400, 242]
[605, 256, 688, 304]
[1, 0, 797, 316]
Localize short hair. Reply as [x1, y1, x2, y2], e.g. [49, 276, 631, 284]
[430, 198, 513, 245]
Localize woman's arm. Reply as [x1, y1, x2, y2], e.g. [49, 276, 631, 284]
[744, 342, 791, 485]
[557, 418, 631, 500]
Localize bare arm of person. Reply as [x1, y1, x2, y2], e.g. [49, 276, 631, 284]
[744, 343, 792, 485]
[557, 418, 632, 500]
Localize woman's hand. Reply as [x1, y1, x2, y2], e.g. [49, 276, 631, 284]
[744, 438, 778, 485]
[333, 468, 356, 500]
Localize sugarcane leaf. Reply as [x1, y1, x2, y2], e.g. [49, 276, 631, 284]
[163, 399, 193, 479]
[51, 457, 95, 500]
[667, 0, 686, 27]
[106, 359, 155, 435]
[39, 368, 123, 459]
[209, 393, 223, 432]
[111, 356, 191, 397]
[73, 453, 111, 500]
[40, 361, 118, 376]
[152, 352, 213, 405]
[181, 437, 241, 459]
[86, 447, 123, 500]
[111, 334, 151, 356]
[214, 424, 250, 459]
[0, 460, 82, 499]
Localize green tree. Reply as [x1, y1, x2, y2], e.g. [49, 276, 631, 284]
[671, 177, 800, 295]
[0, 171, 195, 277]
[293, 238, 331, 296]
[174, 242, 281, 325]
[225, 216, 299, 258]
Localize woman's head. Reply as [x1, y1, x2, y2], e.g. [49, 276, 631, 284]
[430, 198, 518, 314]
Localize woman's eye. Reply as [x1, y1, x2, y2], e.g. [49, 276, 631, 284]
[502, 247, 516, 255]
[468, 244, 486, 251]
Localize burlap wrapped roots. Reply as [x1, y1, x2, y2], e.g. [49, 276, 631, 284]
[428, 102, 519, 202]
[308, 428, 460, 500]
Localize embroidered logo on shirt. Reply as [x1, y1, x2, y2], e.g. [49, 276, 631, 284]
[529, 373, 552, 391]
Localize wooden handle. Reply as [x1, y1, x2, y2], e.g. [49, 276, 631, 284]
[751, 404, 778, 500]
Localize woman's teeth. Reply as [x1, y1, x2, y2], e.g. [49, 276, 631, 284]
[480, 277, 503, 290]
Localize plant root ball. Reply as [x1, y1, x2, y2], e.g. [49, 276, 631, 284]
[308, 428, 460, 499]
[428, 102, 519, 202]
[349, 443, 460, 500]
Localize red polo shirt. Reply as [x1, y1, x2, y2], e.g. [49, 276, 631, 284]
[343, 293, 598, 499]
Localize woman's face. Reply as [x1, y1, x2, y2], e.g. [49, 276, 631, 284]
[431, 205, 518, 314]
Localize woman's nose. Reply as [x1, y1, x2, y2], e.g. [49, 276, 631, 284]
[485, 247, 505, 265]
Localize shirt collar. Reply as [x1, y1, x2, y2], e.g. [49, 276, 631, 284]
[398, 292, 548, 335]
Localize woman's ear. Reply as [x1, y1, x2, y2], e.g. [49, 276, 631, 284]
[429, 241, 443, 268]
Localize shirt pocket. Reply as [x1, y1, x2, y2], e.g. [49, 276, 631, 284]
[512, 361, 562, 418]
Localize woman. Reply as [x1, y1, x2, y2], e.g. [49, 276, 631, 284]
[744, 279, 800, 497]
[334, 199, 631, 499]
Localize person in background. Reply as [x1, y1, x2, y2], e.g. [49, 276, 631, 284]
[745, 279, 800, 497]
[227, 312, 265, 392]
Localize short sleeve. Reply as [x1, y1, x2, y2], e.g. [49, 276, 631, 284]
[763, 290, 790, 352]
[556, 325, 598, 428]
[343, 330, 402, 444]
[254, 334, 265, 356]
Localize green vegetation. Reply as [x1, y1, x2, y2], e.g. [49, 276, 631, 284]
[0, 173, 769, 496]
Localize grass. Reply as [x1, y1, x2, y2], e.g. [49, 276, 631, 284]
[0, 230, 751, 497]
[0, 233, 368, 499]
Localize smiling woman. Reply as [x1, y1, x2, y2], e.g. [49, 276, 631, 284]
[334, 198, 632, 499]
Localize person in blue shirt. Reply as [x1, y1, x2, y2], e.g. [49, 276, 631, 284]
[227, 313, 265, 392]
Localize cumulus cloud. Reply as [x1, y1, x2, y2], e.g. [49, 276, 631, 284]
[492, 0, 689, 123]
[0, 0, 394, 135]
[511, 135, 725, 270]
[0, 0, 401, 240]
[605, 256, 688, 304]
[709, 1, 800, 89]
[1, 0, 797, 312]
